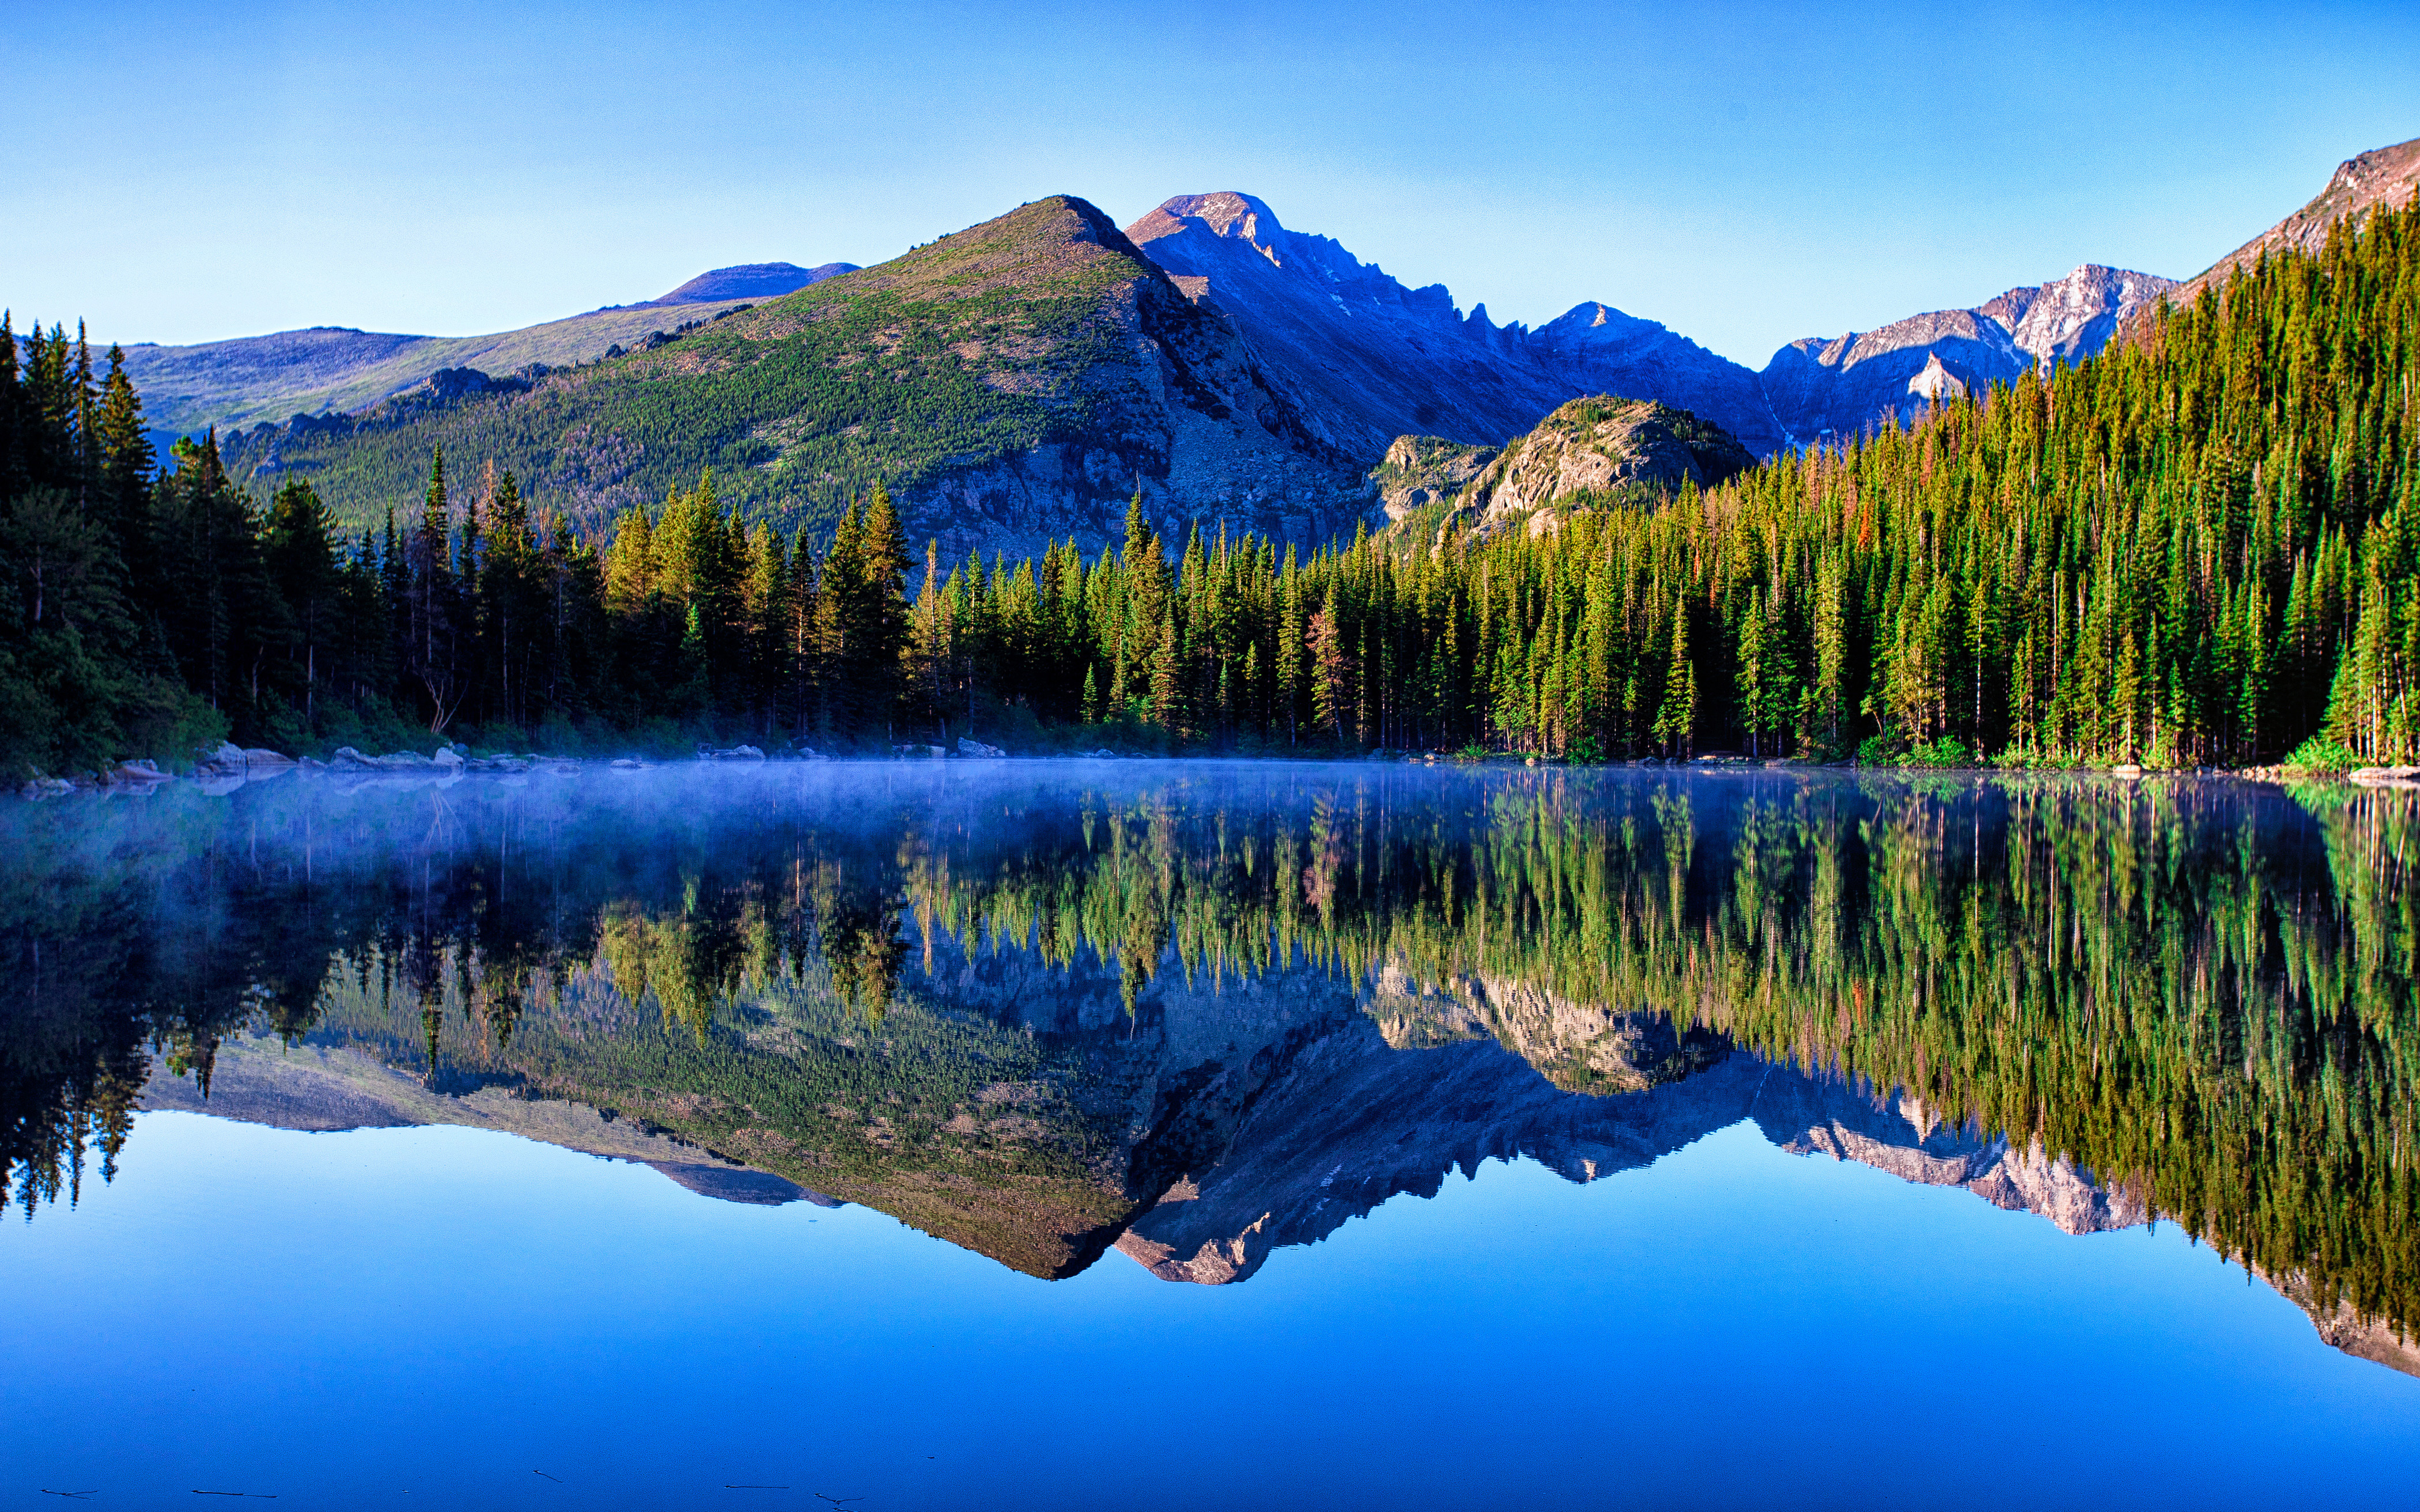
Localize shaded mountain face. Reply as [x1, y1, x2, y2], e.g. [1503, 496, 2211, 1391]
[1759, 263, 2177, 444]
[650, 262, 858, 305]
[1126, 191, 2195, 462]
[1126, 192, 1786, 457]
[2166, 136, 2420, 308]
[216, 195, 1366, 558]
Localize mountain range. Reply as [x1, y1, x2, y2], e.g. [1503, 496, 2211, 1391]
[112, 260, 858, 437]
[153, 135, 2419, 558]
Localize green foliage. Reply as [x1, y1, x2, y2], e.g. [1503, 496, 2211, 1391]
[2282, 735, 2361, 772]
[1903, 736, 1972, 768]
[213, 198, 1170, 544]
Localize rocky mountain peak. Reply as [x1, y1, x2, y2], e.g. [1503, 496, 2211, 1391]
[2009, 264, 2177, 363]
[1146, 191, 1285, 246]
[1534, 301, 1672, 351]
[1761, 260, 2175, 442]
[1906, 352, 1966, 403]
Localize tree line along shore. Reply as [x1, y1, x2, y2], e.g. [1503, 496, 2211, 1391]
[2, 198, 2414, 781]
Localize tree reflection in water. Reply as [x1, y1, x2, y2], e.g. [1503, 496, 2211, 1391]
[1, 764, 2412, 1354]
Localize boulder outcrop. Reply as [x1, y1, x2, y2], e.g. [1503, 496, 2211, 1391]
[1406, 396, 1756, 537]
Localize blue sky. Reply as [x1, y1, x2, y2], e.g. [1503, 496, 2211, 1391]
[10, 0, 2416, 366]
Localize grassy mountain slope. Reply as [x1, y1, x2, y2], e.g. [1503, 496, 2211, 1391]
[114, 264, 858, 439]
[216, 196, 1365, 559]
[118, 297, 759, 438]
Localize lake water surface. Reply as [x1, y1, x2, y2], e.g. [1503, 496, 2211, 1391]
[4, 762, 2418, 1509]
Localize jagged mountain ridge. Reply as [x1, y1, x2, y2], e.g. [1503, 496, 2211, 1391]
[1761, 263, 2180, 442]
[1126, 192, 1787, 456]
[200, 190, 2168, 557]
[1124, 190, 2179, 457]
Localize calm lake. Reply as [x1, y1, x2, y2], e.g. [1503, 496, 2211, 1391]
[4, 761, 2418, 1509]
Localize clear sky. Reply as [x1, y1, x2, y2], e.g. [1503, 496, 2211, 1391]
[9, 0, 2417, 367]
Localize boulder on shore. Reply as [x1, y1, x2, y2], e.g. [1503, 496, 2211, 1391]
[958, 738, 1006, 758]
[195, 741, 247, 779]
[2351, 765, 2420, 788]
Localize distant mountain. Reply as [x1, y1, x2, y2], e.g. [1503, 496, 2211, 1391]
[1125, 192, 2191, 458]
[114, 263, 850, 438]
[1125, 192, 1785, 456]
[2164, 136, 2420, 307]
[217, 196, 1366, 561]
[188, 145, 2420, 555]
[1761, 264, 2178, 443]
[649, 261, 858, 305]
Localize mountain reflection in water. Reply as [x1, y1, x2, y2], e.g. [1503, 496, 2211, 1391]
[3, 762, 2414, 1373]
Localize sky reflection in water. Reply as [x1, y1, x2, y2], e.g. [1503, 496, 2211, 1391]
[2, 762, 2417, 1509]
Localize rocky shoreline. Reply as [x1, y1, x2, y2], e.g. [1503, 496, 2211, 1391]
[18, 739, 2411, 800]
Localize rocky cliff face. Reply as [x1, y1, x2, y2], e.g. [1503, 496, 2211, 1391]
[1760, 264, 2177, 444]
[792, 196, 1366, 563]
[1370, 435, 1499, 524]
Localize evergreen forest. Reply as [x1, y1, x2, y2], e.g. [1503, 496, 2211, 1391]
[4, 198, 2415, 776]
